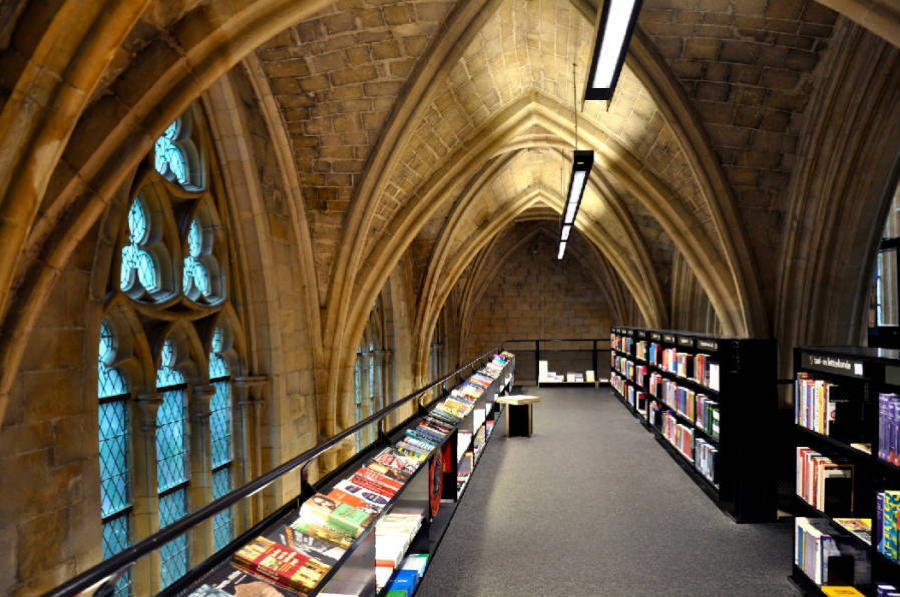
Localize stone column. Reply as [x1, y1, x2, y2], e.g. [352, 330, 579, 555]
[233, 375, 267, 527]
[131, 392, 162, 597]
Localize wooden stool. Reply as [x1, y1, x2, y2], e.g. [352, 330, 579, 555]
[496, 395, 542, 437]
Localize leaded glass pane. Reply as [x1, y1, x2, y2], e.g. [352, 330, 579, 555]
[212, 467, 233, 551]
[155, 120, 189, 186]
[209, 380, 232, 469]
[99, 364, 129, 399]
[158, 489, 189, 588]
[156, 389, 188, 493]
[99, 401, 130, 517]
[102, 516, 132, 597]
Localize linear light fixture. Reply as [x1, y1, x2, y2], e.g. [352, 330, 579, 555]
[584, 0, 643, 101]
[558, 149, 594, 260]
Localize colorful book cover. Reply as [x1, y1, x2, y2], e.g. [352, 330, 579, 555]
[290, 520, 354, 549]
[232, 536, 331, 594]
[822, 587, 865, 597]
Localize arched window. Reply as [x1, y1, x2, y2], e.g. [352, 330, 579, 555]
[354, 300, 391, 449]
[156, 339, 190, 588]
[98, 104, 248, 588]
[98, 320, 132, 597]
[209, 326, 234, 550]
[429, 313, 447, 382]
[869, 182, 900, 346]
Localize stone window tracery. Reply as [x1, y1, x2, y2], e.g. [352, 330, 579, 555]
[97, 104, 248, 592]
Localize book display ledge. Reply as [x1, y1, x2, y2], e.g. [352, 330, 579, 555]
[178, 352, 516, 597]
[608, 326, 777, 523]
[790, 346, 900, 597]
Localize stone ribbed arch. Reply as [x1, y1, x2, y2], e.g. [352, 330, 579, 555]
[776, 21, 900, 367]
[410, 140, 666, 381]
[0, 0, 347, 421]
[410, 168, 666, 382]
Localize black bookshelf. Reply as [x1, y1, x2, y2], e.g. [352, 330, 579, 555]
[790, 346, 900, 596]
[173, 356, 516, 597]
[608, 326, 777, 523]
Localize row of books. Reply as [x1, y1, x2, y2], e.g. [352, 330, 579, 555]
[795, 517, 868, 588]
[695, 438, 718, 486]
[375, 511, 423, 589]
[611, 373, 717, 485]
[797, 447, 854, 514]
[226, 352, 513, 595]
[611, 333, 721, 391]
[879, 393, 900, 465]
[611, 355, 634, 381]
[695, 395, 720, 441]
[662, 411, 694, 462]
[796, 374, 844, 436]
[659, 348, 720, 391]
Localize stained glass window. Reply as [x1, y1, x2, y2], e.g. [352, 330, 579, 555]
[155, 120, 189, 186]
[183, 218, 212, 300]
[98, 321, 132, 597]
[209, 327, 233, 550]
[120, 197, 160, 296]
[156, 338, 189, 586]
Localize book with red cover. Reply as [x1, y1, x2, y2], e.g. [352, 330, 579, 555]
[232, 536, 331, 594]
[354, 467, 403, 492]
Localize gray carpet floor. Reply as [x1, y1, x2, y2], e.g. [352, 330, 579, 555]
[416, 386, 795, 597]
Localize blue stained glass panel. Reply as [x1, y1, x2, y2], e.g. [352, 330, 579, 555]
[120, 197, 160, 295]
[212, 467, 233, 551]
[102, 516, 132, 597]
[155, 120, 189, 186]
[209, 381, 232, 469]
[156, 389, 188, 493]
[158, 489, 189, 588]
[99, 401, 130, 517]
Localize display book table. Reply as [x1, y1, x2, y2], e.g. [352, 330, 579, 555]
[177, 353, 515, 597]
[789, 346, 900, 597]
[608, 326, 777, 523]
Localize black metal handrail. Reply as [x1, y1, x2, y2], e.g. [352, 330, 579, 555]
[45, 346, 502, 597]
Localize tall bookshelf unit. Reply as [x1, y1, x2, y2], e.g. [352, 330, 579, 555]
[790, 346, 900, 596]
[609, 326, 777, 523]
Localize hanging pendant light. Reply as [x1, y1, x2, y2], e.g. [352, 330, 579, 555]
[558, 149, 594, 260]
[584, 0, 643, 101]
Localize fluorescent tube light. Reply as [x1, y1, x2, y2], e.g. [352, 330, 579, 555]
[557, 150, 593, 260]
[585, 0, 643, 101]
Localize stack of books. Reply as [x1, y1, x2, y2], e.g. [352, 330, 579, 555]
[796, 447, 854, 514]
[375, 510, 424, 589]
[795, 517, 843, 585]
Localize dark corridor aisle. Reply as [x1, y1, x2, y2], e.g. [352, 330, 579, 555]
[416, 387, 794, 597]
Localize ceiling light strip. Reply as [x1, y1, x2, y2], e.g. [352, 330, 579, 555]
[558, 150, 594, 260]
[584, 0, 643, 101]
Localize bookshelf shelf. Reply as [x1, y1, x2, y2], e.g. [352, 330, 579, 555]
[178, 355, 516, 597]
[791, 345, 900, 596]
[610, 326, 776, 524]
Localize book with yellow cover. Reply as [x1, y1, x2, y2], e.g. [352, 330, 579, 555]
[822, 587, 865, 597]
